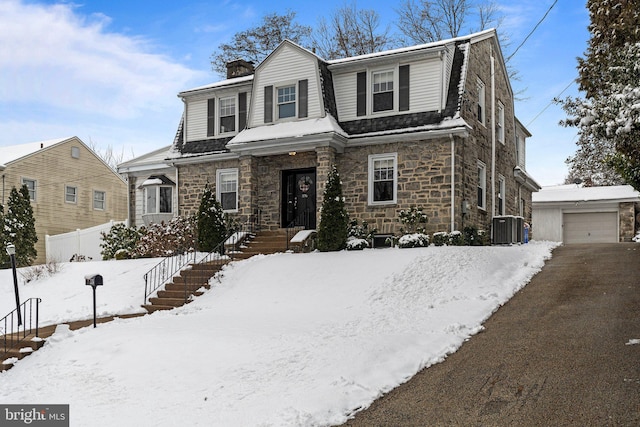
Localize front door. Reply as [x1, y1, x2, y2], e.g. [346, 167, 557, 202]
[282, 169, 316, 229]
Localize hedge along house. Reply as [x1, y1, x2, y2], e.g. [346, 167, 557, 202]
[167, 29, 540, 238]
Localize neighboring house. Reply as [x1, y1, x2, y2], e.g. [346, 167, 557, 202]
[532, 184, 639, 243]
[161, 29, 539, 239]
[0, 137, 128, 263]
[117, 145, 178, 228]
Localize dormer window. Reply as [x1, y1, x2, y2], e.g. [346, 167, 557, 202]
[219, 96, 236, 133]
[372, 70, 394, 112]
[277, 85, 296, 119]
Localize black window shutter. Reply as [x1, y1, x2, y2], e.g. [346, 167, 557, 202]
[399, 65, 410, 111]
[207, 98, 215, 137]
[357, 72, 367, 117]
[264, 86, 273, 123]
[238, 92, 247, 130]
[298, 79, 308, 118]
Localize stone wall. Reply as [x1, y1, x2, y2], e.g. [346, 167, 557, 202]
[177, 159, 239, 217]
[620, 202, 636, 242]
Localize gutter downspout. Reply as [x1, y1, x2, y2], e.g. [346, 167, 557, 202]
[450, 133, 455, 232]
[490, 45, 496, 218]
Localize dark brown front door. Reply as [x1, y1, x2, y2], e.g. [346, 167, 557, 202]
[282, 169, 316, 229]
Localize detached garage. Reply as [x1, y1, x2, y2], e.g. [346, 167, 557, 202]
[532, 185, 639, 243]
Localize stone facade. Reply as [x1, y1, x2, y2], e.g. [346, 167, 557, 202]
[168, 32, 538, 241]
[620, 202, 637, 242]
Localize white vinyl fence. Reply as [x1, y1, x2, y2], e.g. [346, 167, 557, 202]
[45, 220, 127, 262]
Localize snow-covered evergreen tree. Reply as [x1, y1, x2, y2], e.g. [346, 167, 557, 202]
[558, 0, 640, 189]
[3, 185, 38, 267]
[317, 165, 349, 252]
[196, 183, 227, 252]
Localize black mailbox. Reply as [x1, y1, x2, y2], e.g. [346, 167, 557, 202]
[85, 274, 103, 287]
[85, 274, 103, 328]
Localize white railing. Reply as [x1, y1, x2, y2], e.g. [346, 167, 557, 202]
[45, 220, 127, 262]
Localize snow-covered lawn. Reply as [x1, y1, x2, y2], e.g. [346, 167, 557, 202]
[0, 242, 557, 426]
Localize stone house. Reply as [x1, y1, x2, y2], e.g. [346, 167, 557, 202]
[165, 29, 540, 239]
[1, 137, 128, 263]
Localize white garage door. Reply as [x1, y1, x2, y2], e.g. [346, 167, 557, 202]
[563, 212, 618, 244]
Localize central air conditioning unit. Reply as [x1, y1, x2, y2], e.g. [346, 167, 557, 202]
[492, 216, 524, 245]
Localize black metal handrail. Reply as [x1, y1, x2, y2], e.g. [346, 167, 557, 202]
[184, 218, 258, 302]
[1, 298, 41, 357]
[143, 251, 196, 305]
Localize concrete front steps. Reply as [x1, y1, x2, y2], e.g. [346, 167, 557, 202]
[142, 229, 293, 312]
[231, 229, 291, 260]
[1, 335, 45, 372]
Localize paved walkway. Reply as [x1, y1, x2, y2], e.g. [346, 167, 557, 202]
[341, 243, 640, 426]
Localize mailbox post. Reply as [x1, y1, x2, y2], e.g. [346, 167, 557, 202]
[85, 274, 103, 328]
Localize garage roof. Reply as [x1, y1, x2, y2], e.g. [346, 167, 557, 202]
[533, 184, 640, 204]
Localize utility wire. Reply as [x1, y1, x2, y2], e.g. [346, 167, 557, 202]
[526, 78, 575, 127]
[506, 0, 559, 63]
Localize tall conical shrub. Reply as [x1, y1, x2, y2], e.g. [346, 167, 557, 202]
[317, 165, 349, 251]
[196, 183, 227, 252]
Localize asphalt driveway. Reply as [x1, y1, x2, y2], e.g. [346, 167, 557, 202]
[341, 243, 640, 426]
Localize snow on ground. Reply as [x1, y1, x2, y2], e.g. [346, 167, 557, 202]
[0, 242, 557, 426]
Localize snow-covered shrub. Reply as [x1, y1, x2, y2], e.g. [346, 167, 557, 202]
[398, 206, 428, 234]
[633, 232, 640, 242]
[317, 165, 349, 252]
[449, 230, 464, 246]
[463, 226, 488, 246]
[346, 218, 376, 250]
[69, 254, 92, 262]
[346, 237, 369, 250]
[432, 232, 448, 246]
[134, 216, 196, 258]
[398, 233, 429, 248]
[196, 183, 227, 252]
[100, 223, 142, 260]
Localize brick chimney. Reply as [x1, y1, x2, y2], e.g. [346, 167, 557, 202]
[226, 59, 255, 79]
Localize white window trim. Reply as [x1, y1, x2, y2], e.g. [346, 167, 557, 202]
[21, 177, 37, 201]
[497, 101, 505, 144]
[93, 190, 106, 211]
[477, 78, 486, 126]
[276, 83, 297, 121]
[477, 161, 486, 211]
[498, 174, 506, 215]
[368, 153, 398, 206]
[218, 95, 237, 135]
[216, 168, 239, 213]
[144, 185, 173, 214]
[65, 185, 77, 204]
[371, 69, 396, 114]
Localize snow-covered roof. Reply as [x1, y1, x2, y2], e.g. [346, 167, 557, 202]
[228, 115, 348, 146]
[532, 184, 640, 203]
[179, 75, 254, 96]
[1, 137, 72, 164]
[327, 28, 495, 66]
[117, 145, 174, 172]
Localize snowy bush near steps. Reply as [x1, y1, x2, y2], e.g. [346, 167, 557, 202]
[634, 232, 640, 242]
[346, 237, 369, 250]
[398, 233, 429, 248]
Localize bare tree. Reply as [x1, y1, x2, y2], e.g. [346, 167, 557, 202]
[210, 11, 312, 76]
[311, 2, 394, 60]
[396, 0, 500, 44]
[87, 138, 131, 171]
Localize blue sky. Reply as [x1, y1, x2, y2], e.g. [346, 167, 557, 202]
[0, 0, 589, 186]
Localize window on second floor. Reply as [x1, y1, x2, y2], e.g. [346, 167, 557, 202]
[477, 78, 486, 125]
[516, 134, 526, 168]
[277, 85, 296, 119]
[21, 178, 36, 201]
[497, 102, 505, 144]
[477, 161, 486, 210]
[217, 168, 238, 212]
[93, 190, 106, 210]
[65, 185, 77, 204]
[219, 97, 236, 134]
[372, 70, 394, 112]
